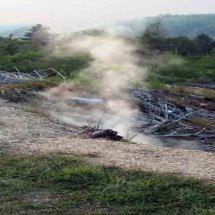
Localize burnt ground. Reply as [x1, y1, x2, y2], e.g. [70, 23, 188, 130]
[1, 98, 215, 182]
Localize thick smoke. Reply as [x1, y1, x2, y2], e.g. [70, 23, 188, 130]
[42, 33, 153, 142]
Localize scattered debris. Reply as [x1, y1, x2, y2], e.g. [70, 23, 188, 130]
[0, 68, 65, 102]
[1, 69, 215, 146]
[0, 68, 65, 84]
[0, 70, 32, 84]
[130, 88, 215, 145]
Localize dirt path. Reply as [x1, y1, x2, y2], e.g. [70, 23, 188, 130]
[0, 98, 215, 182]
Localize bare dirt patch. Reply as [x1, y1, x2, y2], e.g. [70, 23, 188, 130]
[1, 98, 215, 182]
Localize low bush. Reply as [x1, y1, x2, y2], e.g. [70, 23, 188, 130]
[0, 51, 92, 78]
[150, 52, 215, 84]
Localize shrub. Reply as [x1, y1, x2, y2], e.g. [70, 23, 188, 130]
[0, 51, 92, 78]
[150, 52, 215, 84]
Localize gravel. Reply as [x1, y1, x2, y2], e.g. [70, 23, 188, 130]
[0, 98, 215, 182]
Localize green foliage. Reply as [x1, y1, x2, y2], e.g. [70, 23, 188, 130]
[73, 72, 99, 88]
[148, 78, 164, 90]
[150, 52, 215, 84]
[141, 21, 166, 50]
[45, 53, 92, 77]
[23, 24, 51, 50]
[195, 34, 215, 55]
[14, 77, 63, 90]
[0, 35, 21, 55]
[141, 21, 215, 56]
[0, 25, 92, 80]
[165, 34, 215, 56]
[155, 64, 192, 83]
[188, 54, 215, 79]
[0, 154, 214, 214]
[0, 50, 91, 77]
[165, 36, 196, 56]
[0, 51, 45, 72]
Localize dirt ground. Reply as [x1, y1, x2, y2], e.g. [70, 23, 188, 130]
[0, 98, 215, 182]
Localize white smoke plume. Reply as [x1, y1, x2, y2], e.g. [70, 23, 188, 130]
[42, 33, 152, 142]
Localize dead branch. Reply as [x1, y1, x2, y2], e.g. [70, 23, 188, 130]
[130, 88, 215, 144]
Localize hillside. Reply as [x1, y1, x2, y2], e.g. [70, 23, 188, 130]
[149, 14, 215, 38]
[1, 14, 215, 38]
[113, 14, 215, 38]
[0, 25, 31, 37]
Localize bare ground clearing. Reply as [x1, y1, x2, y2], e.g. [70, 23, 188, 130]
[0, 98, 215, 182]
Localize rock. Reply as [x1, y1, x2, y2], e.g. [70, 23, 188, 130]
[91, 129, 123, 141]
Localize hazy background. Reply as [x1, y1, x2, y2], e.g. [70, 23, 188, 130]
[1, 0, 215, 31]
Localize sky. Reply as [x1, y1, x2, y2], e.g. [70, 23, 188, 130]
[0, 0, 215, 30]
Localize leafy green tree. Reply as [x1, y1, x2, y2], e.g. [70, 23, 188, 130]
[0, 34, 20, 55]
[141, 21, 165, 50]
[23, 24, 51, 50]
[194, 34, 215, 55]
[165, 36, 196, 56]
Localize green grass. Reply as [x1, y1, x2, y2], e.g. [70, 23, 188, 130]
[148, 78, 165, 90]
[0, 154, 214, 214]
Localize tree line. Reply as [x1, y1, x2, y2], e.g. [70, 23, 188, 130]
[0, 24, 51, 56]
[0, 24, 91, 75]
[141, 22, 215, 56]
